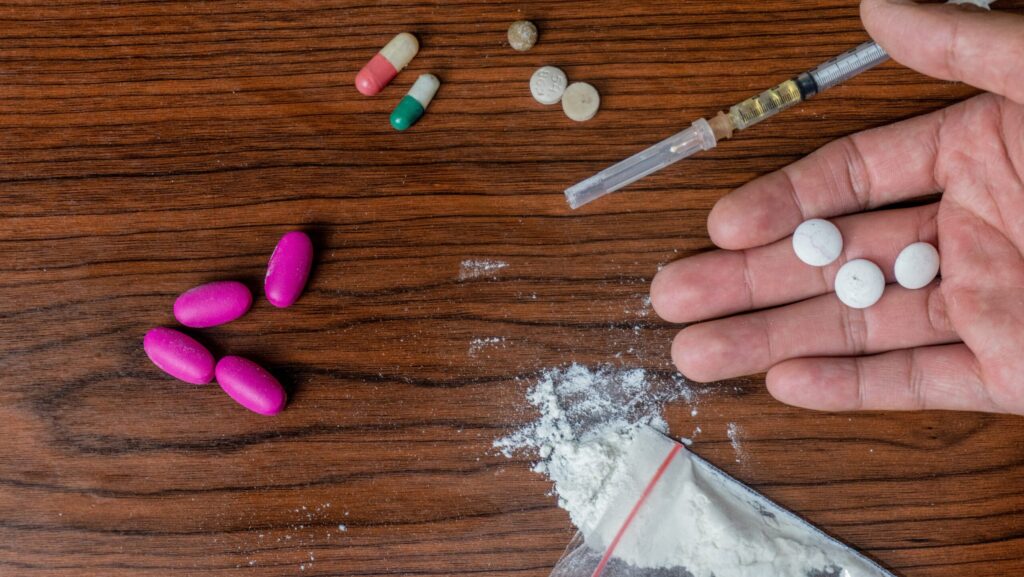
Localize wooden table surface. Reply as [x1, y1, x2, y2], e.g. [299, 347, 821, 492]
[3, 1, 1024, 575]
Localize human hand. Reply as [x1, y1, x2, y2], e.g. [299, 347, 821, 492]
[650, 0, 1024, 414]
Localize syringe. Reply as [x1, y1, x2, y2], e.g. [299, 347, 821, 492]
[564, 40, 890, 209]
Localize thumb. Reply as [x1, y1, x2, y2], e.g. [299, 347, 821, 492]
[861, 0, 1024, 104]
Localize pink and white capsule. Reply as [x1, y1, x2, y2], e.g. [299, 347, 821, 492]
[355, 32, 419, 96]
[174, 281, 253, 328]
[143, 327, 215, 385]
[265, 231, 313, 308]
[215, 356, 288, 416]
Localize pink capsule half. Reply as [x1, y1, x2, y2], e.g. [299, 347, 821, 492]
[265, 231, 313, 308]
[174, 281, 253, 328]
[215, 356, 288, 415]
[143, 327, 215, 385]
[355, 32, 419, 96]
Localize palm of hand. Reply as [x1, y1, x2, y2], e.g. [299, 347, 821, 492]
[651, 93, 1024, 415]
[933, 94, 1024, 413]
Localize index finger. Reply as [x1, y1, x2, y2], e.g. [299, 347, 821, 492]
[708, 107, 943, 250]
[862, 0, 1024, 105]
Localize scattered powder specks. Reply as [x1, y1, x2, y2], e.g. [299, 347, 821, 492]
[494, 364, 690, 534]
[727, 422, 745, 463]
[459, 259, 508, 280]
[468, 337, 506, 357]
[624, 294, 653, 318]
[338, 524, 347, 532]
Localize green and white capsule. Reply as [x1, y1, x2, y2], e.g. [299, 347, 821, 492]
[390, 74, 440, 131]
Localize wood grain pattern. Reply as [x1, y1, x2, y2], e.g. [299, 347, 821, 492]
[2, 1, 1023, 575]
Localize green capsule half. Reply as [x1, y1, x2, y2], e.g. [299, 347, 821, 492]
[390, 74, 440, 131]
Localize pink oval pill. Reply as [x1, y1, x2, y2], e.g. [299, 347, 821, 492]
[143, 327, 215, 385]
[215, 356, 287, 416]
[265, 231, 313, 308]
[174, 281, 253, 328]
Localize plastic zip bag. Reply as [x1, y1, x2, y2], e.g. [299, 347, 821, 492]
[550, 426, 896, 577]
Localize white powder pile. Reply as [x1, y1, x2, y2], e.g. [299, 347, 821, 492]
[494, 364, 688, 535]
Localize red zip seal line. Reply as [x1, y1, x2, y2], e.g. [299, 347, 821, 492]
[590, 442, 684, 577]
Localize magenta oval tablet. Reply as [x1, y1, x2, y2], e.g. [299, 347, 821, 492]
[143, 327, 215, 385]
[174, 281, 253, 328]
[265, 231, 313, 308]
[215, 356, 287, 415]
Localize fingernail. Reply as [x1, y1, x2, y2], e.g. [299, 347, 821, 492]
[948, 0, 993, 8]
[953, 3, 990, 11]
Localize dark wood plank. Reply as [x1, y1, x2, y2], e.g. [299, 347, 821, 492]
[2, 1, 1023, 575]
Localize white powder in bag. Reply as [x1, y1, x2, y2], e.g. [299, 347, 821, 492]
[496, 366, 895, 577]
[583, 427, 893, 577]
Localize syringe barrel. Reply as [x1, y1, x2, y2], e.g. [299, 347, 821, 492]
[728, 40, 890, 132]
[728, 78, 803, 131]
[809, 40, 889, 93]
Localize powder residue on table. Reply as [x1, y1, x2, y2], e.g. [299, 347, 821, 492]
[727, 421, 746, 463]
[468, 336, 507, 357]
[459, 259, 508, 280]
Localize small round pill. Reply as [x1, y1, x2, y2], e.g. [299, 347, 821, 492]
[507, 20, 538, 51]
[894, 242, 940, 289]
[530, 66, 567, 105]
[216, 356, 288, 416]
[835, 259, 885, 309]
[265, 231, 314, 308]
[143, 327, 215, 385]
[391, 73, 440, 131]
[174, 280, 253, 328]
[792, 219, 843, 267]
[355, 32, 419, 96]
[562, 82, 600, 122]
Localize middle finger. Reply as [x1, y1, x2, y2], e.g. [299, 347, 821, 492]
[672, 283, 959, 383]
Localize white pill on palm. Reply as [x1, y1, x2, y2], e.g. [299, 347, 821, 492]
[792, 219, 843, 266]
[835, 259, 885, 309]
[894, 242, 940, 289]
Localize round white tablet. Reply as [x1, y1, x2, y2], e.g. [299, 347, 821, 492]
[530, 66, 568, 105]
[562, 82, 600, 122]
[792, 218, 843, 267]
[835, 259, 885, 309]
[894, 242, 940, 289]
